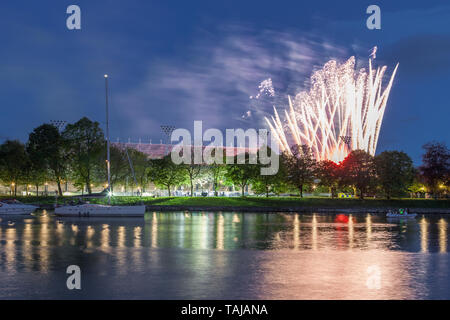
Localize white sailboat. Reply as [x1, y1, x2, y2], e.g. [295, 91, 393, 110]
[0, 199, 38, 215]
[55, 74, 146, 217]
[54, 203, 145, 217]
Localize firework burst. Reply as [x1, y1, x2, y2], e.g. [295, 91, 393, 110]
[266, 56, 399, 162]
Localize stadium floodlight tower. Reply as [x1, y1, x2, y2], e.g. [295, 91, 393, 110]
[340, 136, 352, 148]
[160, 125, 176, 156]
[50, 120, 67, 132]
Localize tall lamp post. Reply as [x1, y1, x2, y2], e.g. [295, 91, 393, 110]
[50, 120, 67, 194]
[105, 74, 111, 204]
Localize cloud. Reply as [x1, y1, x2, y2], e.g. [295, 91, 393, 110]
[116, 26, 348, 136]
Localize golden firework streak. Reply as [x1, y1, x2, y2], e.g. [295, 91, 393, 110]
[266, 57, 399, 162]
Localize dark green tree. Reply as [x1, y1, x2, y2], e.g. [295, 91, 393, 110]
[62, 117, 105, 194]
[27, 124, 68, 196]
[208, 164, 227, 196]
[375, 151, 415, 199]
[107, 145, 130, 192]
[407, 173, 427, 198]
[128, 148, 150, 192]
[317, 160, 340, 198]
[0, 140, 28, 196]
[21, 154, 48, 196]
[340, 150, 376, 199]
[250, 147, 287, 197]
[419, 142, 450, 199]
[225, 153, 259, 197]
[182, 150, 202, 197]
[203, 148, 227, 196]
[148, 155, 186, 196]
[283, 145, 317, 197]
[27, 164, 48, 196]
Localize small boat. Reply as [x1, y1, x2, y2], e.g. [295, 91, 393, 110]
[54, 203, 146, 217]
[0, 199, 38, 215]
[386, 208, 417, 218]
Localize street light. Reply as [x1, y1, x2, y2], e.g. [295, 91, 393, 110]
[104, 73, 112, 204]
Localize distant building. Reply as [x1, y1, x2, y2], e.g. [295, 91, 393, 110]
[112, 142, 258, 159]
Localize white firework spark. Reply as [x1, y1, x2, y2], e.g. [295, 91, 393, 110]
[241, 110, 252, 119]
[370, 46, 377, 59]
[265, 56, 399, 162]
[251, 78, 275, 99]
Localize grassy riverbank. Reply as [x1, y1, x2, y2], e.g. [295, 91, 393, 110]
[4, 195, 448, 209]
[93, 196, 450, 208]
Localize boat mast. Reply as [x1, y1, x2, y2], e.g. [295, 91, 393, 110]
[104, 74, 111, 204]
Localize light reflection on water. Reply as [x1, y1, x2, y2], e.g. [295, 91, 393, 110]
[0, 211, 449, 299]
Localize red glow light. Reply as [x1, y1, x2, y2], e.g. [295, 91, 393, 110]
[335, 214, 349, 223]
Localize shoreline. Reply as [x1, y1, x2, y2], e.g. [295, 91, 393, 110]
[36, 204, 450, 214]
[144, 205, 450, 214]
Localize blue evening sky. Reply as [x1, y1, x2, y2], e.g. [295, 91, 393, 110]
[0, 0, 449, 163]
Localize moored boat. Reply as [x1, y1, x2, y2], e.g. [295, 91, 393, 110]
[54, 203, 146, 217]
[386, 208, 417, 218]
[0, 199, 38, 215]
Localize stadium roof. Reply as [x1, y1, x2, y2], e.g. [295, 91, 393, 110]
[112, 142, 258, 159]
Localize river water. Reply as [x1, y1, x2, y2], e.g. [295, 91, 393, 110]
[0, 211, 449, 299]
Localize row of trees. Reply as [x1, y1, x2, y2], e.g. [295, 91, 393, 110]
[147, 143, 449, 199]
[0, 116, 449, 199]
[0, 117, 149, 196]
[286, 143, 449, 199]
